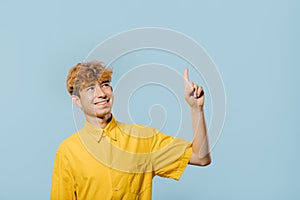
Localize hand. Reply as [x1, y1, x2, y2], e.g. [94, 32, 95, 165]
[184, 68, 205, 108]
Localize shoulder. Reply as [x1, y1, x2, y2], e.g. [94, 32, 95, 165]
[56, 133, 81, 154]
[116, 121, 159, 138]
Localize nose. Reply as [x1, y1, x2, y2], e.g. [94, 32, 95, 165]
[94, 84, 106, 97]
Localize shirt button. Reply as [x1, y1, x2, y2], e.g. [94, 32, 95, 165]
[114, 187, 119, 191]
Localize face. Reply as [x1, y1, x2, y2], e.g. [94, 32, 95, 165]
[72, 81, 113, 119]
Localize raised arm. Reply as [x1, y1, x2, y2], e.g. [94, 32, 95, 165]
[184, 68, 211, 166]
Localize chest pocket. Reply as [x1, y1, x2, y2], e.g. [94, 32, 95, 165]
[127, 173, 152, 196]
[121, 192, 140, 200]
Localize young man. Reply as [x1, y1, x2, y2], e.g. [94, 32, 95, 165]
[51, 61, 211, 200]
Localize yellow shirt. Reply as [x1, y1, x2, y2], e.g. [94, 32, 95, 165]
[51, 116, 192, 200]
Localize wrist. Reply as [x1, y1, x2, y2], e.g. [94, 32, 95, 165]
[190, 105, 204, 113]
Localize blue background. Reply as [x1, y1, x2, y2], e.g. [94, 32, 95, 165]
[0, 0, 299, 199]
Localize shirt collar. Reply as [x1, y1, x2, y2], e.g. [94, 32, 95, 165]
[83, 116, 118, 142]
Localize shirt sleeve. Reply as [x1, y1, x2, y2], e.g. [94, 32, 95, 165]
[151, 130, 193, 180]
[50, 145, 77, 200]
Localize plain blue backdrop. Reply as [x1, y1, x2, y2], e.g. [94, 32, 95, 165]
[0, 0, 299, 199]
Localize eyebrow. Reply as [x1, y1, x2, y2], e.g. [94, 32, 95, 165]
[85, 83, 96, 88]
[84, 83, 96, 89]
[99, 80, 110, 84]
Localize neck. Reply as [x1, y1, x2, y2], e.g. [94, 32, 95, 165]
[85, 113, 112, 129]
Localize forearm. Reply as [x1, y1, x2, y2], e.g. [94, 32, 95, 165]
[183, 68, 211, 166]
[190, 106, 211, 166]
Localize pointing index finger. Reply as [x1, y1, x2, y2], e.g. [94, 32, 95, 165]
[184, 68, 189, 81]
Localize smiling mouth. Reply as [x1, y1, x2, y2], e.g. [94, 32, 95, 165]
[94, 99, 109, 105]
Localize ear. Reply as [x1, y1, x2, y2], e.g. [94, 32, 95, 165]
[71, 95, 82, 108]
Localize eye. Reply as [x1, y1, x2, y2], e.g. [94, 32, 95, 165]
[86, 86, 95, 91]
[101, 83, 111, 88]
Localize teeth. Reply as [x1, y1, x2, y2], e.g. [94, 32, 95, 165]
[95, 100, 108, 105]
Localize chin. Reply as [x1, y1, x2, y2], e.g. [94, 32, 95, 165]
[96, 110, 112, 118]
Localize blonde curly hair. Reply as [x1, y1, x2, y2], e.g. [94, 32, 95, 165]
[66, 61, 113, 96]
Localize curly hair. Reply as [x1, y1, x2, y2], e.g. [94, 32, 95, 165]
[66, 61, 113, 96]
